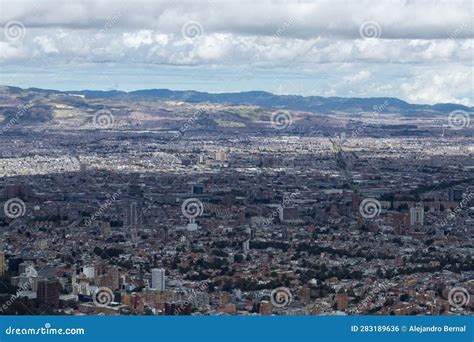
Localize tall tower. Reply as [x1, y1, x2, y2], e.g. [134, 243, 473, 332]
[151, 268, 165, 291]
[410, 205, 424, 226]
[125, 201, 142, 244]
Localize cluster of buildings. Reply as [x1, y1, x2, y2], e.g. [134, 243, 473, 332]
[0, 126, 472, 316]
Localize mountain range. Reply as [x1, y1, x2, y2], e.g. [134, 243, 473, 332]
[2, 85, 472, 117]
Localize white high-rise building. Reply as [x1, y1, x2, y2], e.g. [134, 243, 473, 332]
[243, 240, 250, 254]
[214, 151, 227, 162]
[410, 206, 424, 226]
[151, 268, 165, 291]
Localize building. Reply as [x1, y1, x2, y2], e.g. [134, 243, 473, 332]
[125, 201, 142, 243]
[410, 206, 424, 226]
[165, 301, 192, 315]
[99, 221, 111, 237]
[243, 240, 250, 254]
[448, 187, 464, 202]
[259, 300, 273, 315]
[336, 292, 348, 311]
[8, 257, 23, 274]
[151, 268, 165, 291]
[37, 278, 60, 305]
[279, 207, 299, 221]
[125, 201, 142, 227]
[214, 151, 227, 162]
[219, 292, 230, 306]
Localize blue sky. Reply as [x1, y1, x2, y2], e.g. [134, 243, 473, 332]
[0, 0, 473, 105]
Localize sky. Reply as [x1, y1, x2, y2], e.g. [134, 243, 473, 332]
[0, 0, 473, 105]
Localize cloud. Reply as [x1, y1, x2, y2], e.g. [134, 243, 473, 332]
[0, 0, 472, 105]
[1, 0, 472, 39]
[400, 67, 473, 105]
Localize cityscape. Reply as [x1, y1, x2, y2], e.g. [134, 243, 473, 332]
[0, 85, 472, 316]
[0, 0, 472, 321]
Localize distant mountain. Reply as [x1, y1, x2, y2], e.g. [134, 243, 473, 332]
[1, 85, 472, 117]
[66, 88, 473, 116]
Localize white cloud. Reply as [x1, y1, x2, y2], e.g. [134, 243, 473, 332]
[344, 71, 371, 83]
[0, 0, 472, 105]
[33, 35, 58, 53]
[400, 68, 473, 105]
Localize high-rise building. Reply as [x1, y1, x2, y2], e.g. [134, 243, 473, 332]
[8, 257, 23, 274]
[100, 221, 111, 237]
[448, 187, 464, 202]
[109, 266, 120, 291]
[0, 251, 5, 276]
[125, 201, 142, 243]
[243, 240, 250, 254]
[410, 206, 424, 226]
[219, 292, 230, 306]
[151, 268, 165, 291]
[336, 292, 348, 311]
[125, 202, 142, 228]
[351, 192, 360, 212]
[37, 278, 60, 305]
[259, 300, 273, 315]
[214, 151, 227, 162]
